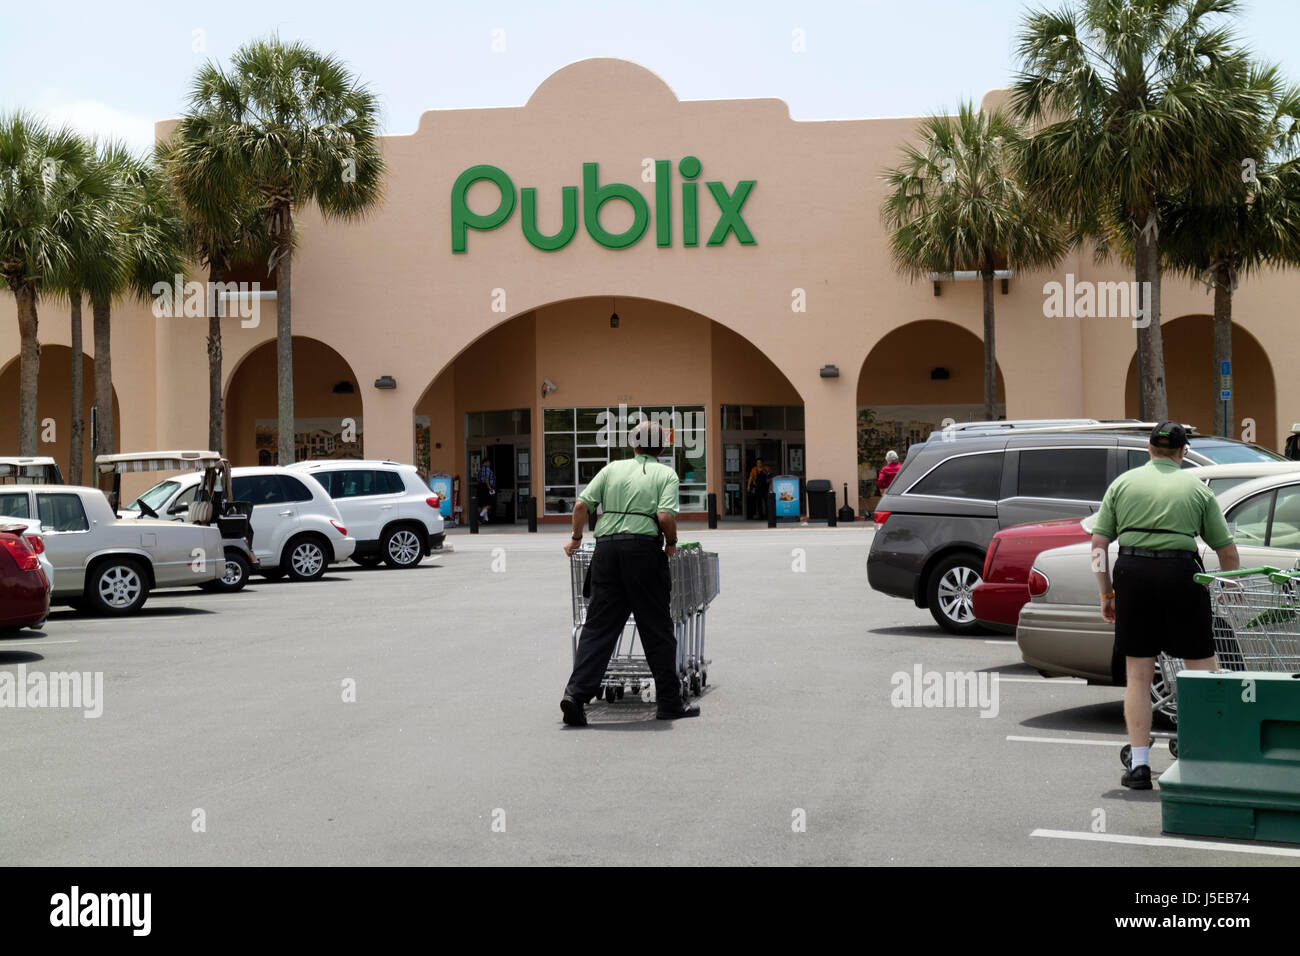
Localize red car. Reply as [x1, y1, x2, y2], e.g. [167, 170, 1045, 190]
[972, 518, 1091, 633]
[0, 523, 50, 630]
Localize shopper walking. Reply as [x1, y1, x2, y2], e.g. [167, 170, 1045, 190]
[476, 457, 496, 524]
[877, 450, 901, 493]
[1090, 423, 1239, 789]
[560, 420, 699, 725]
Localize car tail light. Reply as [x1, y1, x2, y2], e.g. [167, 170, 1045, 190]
[426, 495, 441, 509]
[1028, 567, 1050, 597]
[1, 534, 39, 571]
[23, 533, 44, 555]
[872, 511, 890, 525]
[982, 537, 1001, 579]
[330, 520, 347, 536]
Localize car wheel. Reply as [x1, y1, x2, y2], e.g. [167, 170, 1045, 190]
[86, 558, 149, 615]
[381, 526, 424, 569]
[202, 548, 251, 593]
[284, 535, 328, 582]
[352, 554, 383, 568]
[926, 554, 986, 635]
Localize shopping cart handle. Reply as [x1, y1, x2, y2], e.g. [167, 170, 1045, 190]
[1192, 566, 1280, 585]
[675, 542, 700, 549]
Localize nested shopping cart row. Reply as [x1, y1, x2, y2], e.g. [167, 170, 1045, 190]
[570, 542, 720, 703]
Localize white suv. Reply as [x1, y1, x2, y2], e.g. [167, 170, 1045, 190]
[288, 460, 445, 569]
[122, 467, 355, 582]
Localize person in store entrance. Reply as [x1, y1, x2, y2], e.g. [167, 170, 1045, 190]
[476, 457, 496, 524]
[560, 420, 699, 725]
[876, 450, 901, 493]
[1090, 422, 1239, 790]
[747, 458, 772, 519]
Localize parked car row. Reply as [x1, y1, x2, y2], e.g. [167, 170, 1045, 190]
[866, 420, 1299, 702]
[0, 452, 446, 626]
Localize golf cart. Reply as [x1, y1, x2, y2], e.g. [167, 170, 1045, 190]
[0, 456, 64, 484]
[95, 450, 258, 592]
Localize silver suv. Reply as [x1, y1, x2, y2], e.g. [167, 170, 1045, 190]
[288, 460, 446, 569]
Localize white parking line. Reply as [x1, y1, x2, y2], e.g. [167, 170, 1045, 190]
[0, 639, 79, 648]
[984, 640, 1017, 645]
[1007, 734, 1166, 748]
[1031, 828, 1300, 858]
[997, 677, 1087, 684]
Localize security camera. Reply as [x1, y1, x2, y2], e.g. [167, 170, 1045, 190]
[542, 378, 557, 397]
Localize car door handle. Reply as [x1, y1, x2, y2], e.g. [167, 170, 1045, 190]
[381, 504, 393, 510]
[278, 510, 293, 516]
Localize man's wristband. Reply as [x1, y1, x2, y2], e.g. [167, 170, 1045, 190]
[1100, 591, 1114, 600]
[571, 533, 582, 541]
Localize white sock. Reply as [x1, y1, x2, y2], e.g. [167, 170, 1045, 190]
[1131, 745, 1150, 768]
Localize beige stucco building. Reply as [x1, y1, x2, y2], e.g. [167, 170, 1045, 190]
[2, 58, 1295, 521]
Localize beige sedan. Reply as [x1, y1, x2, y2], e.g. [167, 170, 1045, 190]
[0, 484, 221, 615]
[1017, 464, 1300, 684]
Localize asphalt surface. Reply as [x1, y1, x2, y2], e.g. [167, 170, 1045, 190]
[1, 524, 1293, 866]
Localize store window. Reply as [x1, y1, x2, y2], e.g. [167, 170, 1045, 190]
[543, 404, 706, 514]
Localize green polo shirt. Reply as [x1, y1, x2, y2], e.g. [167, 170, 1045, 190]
[579, 455, 679, 537]
[1093, 457, 1233, 551]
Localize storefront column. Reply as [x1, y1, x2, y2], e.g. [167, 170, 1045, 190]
[802, 378, 859, 518]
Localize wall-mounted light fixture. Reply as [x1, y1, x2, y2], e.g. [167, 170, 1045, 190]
[610, 296, 620, 329]
[820, 365, 840, 378]
[374, 375, 397, 389]
[930, 367, 950, 380]
[332, 380, 355, 394]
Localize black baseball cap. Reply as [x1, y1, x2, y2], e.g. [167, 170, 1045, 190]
[1150, 421, 1189, 449]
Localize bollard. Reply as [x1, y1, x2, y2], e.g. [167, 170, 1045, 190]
[469, 493, 479, 534]
[767, 491, 777, 528]
[827, 490, 837, 527]
[707, 492, 718, 529]
[527, 495, 538, 533]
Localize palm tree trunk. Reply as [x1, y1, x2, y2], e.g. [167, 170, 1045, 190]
[207, 265, 223, 453]
[275, 230, 294, 465]
[15, 284, 40, 456]
[92, 294, 114, 477]
[69, 290, 84, 484]
[1212, 264, 1233, 439]
[981, 262, 997, 420]
[1133, 212, 1168, 421]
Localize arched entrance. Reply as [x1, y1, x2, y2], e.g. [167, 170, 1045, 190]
[857, 320, 1006, 504]
[1124, 316, 1276, 447]
[0, 346, 120, 484]
[224, 337, 364, 466]
[412, 296, 802, 523]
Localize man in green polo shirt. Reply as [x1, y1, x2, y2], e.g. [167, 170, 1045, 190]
[1091, 422, 1239, 789]
[559, 419, 700, 726]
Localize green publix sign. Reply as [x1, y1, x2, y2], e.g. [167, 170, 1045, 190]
[451, 157, 755, 252]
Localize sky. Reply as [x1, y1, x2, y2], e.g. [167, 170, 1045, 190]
[2, 0, 1298, 153]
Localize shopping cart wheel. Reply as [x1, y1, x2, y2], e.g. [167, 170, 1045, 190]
[616, 685, 625, 700]
[701, 669, 708, 688]
[1120, 744, 1131, 769]
[689, 674, 701, 696]
[1169, 739, 1179, 759]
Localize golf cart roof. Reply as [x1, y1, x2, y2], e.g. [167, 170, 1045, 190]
[0, 456, 58, 466]
[95, 451, 225, 474]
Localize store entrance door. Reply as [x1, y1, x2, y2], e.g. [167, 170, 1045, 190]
[468, 441, 531, 523]
[742, 439, 781, 519]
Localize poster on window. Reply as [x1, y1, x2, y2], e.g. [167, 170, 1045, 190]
[256, 417, 363, 464]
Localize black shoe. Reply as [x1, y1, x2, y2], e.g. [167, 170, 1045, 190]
[560, 695, 587, 727]
[1121, 764, 1152, 790]
[656, 700, 700, 720]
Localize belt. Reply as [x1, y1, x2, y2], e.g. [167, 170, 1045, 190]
[1117, 546, 1198, 560]
[596, 533, 660, 542]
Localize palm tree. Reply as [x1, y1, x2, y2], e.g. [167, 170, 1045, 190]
[1158, 65, 1300, 436]
[80, 145, 185, 469]
[1012, 0, 1263, 421]
[158, 129, 275, 454]
[882, 103, 1067, 419]
[182, 36, 386, 464]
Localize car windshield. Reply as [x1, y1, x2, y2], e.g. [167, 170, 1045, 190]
[126, 480, 180, 512]
[1188, 439, 1287, 464]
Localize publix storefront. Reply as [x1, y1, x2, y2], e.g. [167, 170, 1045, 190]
[3, 58, 1298, 520]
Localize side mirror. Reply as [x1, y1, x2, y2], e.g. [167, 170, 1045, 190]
[169, 503, 188, 515]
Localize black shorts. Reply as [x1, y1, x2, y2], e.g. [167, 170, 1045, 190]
[1113, 553, 1215, 660]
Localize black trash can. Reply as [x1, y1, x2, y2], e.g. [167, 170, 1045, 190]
[805, 479, 833, 520]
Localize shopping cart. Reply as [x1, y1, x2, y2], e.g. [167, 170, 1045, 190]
[1122, 566, 1298, 767]
[570, 541, 719, 703]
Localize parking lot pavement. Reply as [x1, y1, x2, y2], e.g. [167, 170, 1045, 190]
[2, 525, 1296, 866]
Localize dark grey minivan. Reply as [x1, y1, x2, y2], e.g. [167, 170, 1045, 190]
[866, 427, 1284, 633]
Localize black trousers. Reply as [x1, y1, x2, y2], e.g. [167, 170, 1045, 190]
[565, 537, 680, 705]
